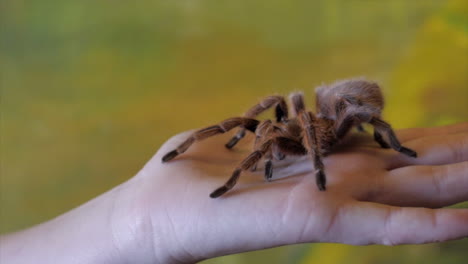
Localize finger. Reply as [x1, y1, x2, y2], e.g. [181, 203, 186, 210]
[373, 162, 468, 208]
[387, 133, 468, 169]
[330, 201, 468, 245]
[396, 122, 468, 142]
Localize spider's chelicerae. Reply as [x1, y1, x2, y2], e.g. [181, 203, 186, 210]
[162, 79, 417, 198]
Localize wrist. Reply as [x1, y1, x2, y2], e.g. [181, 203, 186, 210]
[0, 177, 157, 264]
[127, 170, 201, 264]
[104, 177, 158, 264]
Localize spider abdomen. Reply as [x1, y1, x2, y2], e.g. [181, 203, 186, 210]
[315, 79, 384, 120]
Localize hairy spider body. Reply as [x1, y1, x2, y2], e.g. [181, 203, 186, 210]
[162, 78, 417, 198]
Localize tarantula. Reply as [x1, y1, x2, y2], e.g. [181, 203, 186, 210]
[162, 79, 417, 198]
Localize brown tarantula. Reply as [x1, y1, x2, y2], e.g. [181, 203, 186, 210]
[162, 79, 417, 198]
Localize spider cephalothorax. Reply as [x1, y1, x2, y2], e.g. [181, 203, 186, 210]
[162, 78, 417, 198]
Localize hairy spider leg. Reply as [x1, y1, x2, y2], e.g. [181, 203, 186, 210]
[161, 117, 259, 162]
[369, 117, 417, 157]
[373, 130, 390, 148]
[210, 139, 274, 198]
[290, 92, 327, 191]
[263, 149, 274, 182]
[238, 119, 280, 182]
[334, 96, 389, 148]
[225, 96, 288, 149]
[250, 120, 274, 172]
[249, 135, 261, 172]
[334, 98, 416, 158]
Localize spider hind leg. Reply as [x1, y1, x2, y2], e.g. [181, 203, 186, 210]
[291, 92, 327, 191]
[373, 130, 390, 148]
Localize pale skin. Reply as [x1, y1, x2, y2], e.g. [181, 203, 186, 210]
[1, 123, 467, 264]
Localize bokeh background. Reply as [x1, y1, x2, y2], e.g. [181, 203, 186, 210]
[1, 0, 467, 263]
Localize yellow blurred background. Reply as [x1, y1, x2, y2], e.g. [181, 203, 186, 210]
[1, 0, 467, 263]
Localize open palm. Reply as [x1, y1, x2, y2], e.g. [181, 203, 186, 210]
[137, 123, 468, 263]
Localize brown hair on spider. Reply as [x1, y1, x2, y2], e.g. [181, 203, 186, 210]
[162, 78, 417, 198]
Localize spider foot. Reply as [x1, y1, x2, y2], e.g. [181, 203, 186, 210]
[399, 147, 417, 158]
[316, 170, 327, 191]
[225, 130, 246, 149]
[264, 160, 273, 181]
[225, 137, 240, 149]
[210, 186, 229, 198]
[162, 150, 179, 162]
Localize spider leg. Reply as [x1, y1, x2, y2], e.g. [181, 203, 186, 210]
[249, 134, 260, 172]
[291, 92, 327, 191]
[271, 126, 288, 160]
[250, 120, 286, 178]
[336, 108, 396, 150]
[272, 144, 286, 160]
[225, 96, 288, 149]
[265, 136, 312, 181]
[373, 130, 390, 148]
[334, 98, 356, 138]
[225, 129, 246, 149]
[210, 139, 274, 198]
[300, 111, 327, 191]
[250, 120, 274, 171]
[264, 150, 274, 181]
[369, 117, 417, 157]
[335, 115, 355, 138]
[335, 96, 391, 149]
[162, 117, 259, 162]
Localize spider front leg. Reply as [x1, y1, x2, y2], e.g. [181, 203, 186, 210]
[369, 117, 417, 157]
[210, 139, 274, 198]
[291, 92, 327, 191]
[299, 111, 327, 191]
[373, 130, 390, 148]
[161, 117, 259, 162]
[334, 99, 390, 149]
[225, 96, 288, 149]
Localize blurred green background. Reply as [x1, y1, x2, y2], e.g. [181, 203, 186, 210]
[1, 0, 467, 263]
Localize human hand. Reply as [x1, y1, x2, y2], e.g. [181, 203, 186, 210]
[2, 123, 467, 264]
[136, 122, 468, 263]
